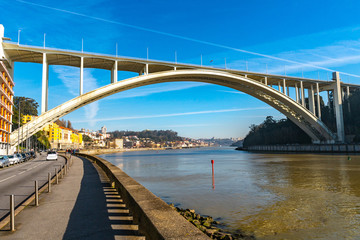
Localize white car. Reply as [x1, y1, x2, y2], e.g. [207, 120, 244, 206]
[46, 151, 58, 161]
[8, 155, 20, 165]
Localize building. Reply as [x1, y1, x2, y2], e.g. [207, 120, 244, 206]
[101, 126, 107, 135]
[22, 114, 36, 124]
[43, 122, 83, 149]
[106, 138, 123, 149]
[0, 62, 14, 155]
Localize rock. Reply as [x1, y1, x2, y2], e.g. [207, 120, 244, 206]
[198, 225, 207, 232]
[205, 228, 218, 236]
[202, 219, 212, 228]
[192, 219, 201, 226]
[222, 234, 233, 240]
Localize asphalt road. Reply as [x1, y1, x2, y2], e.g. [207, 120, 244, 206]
[0, 153, 66, 220]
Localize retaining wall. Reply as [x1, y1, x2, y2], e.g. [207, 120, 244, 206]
[76, 153, 209, 240]
[242, 144, 360, 153]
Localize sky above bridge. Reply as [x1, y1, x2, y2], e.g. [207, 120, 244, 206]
[1, 0, 360, 138]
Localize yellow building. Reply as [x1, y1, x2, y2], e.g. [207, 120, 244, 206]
[48, 123, 62, 142]
[0, 62, 14, 154]
[43, 122, 83, 149]
[71, 132, 83, 145]
[22, 114, 36, 124]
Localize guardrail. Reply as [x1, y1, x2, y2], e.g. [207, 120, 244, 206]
[75, 153, 209, 240]
[0, 154, 72, 231]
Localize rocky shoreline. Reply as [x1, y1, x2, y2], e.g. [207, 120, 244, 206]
[169, 204, 255, 240]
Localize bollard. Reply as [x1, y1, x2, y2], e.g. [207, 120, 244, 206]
[35, 181, 39, 206]
[10, 194, 15, 231]
[48, 172, 51, 193]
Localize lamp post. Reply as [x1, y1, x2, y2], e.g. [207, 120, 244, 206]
[17, 100, 21, 153]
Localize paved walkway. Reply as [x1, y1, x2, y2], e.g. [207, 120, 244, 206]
[0, 156, 144, 240]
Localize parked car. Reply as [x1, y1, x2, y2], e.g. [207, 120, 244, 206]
[46, 151, 58, 161]
[16, 153, 24, 163]
[30, 151, 36, 159]
[8, 154, 20, 165]
[21, 153, 28, 161]
[0, 155, 10, 168]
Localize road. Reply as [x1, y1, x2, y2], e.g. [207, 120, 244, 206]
[0, 153, 66, 220]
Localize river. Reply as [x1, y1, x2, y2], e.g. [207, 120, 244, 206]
[99, 147, 360, 239]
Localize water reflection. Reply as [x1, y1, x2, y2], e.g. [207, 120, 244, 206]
[100, 148, 360, 239]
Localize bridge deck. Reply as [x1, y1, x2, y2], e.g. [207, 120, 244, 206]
[4, 42, 360, 89]
[0, 155, 145, 240]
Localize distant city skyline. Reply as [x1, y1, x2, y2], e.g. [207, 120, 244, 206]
[2, 0, 360, 138]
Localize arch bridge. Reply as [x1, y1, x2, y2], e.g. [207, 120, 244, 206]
[1, 29, 359, 149]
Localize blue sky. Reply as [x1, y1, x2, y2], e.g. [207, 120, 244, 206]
[1, 0, 360, 138]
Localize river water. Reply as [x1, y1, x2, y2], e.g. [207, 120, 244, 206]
[99, 147, 360, 239]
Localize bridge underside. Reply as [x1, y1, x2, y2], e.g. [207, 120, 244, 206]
[10, 70, 336, 147]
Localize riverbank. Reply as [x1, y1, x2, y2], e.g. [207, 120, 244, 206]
[80, 147, 166, 155]
[80, 146, 206, 155]
[239, 144, 360, 153]
[170, 204, 255, 240]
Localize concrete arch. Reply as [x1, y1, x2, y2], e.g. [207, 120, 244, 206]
[10, 69, 336, 147]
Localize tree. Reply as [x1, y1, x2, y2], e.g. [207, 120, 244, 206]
[67, 120, 73, 130]
[243, 116, 311, 147]
[55, 119, 67, 128]
[83, 135, 93, 142]
[13, 97, 39, 130]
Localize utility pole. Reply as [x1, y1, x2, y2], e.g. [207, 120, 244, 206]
[17, 100, 21, 152]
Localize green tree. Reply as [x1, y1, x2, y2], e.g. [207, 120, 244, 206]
[83, 135, 93, 142]
[13, 96, 39, 130]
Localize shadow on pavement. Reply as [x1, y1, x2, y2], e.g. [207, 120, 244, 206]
[63, 157, 139, 240]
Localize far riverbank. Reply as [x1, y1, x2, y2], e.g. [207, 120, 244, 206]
[80, 146, 207, 155]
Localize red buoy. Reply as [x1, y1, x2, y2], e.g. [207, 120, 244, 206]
[211, 160, 215, 189]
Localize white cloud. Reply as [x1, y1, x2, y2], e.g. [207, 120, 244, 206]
[227, 39, 360, 78]
[52, 66, 79, 96]
[53, 66, 99, 126]
[166, 123, 216, 128]
[217, 90, 245, 95]
[72, 107, 272, 123]
[106, 82, 208, 100]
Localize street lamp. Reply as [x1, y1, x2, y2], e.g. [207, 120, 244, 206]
[17, 99, 21, 153]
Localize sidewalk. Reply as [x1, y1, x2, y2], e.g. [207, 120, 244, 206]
[0, 155, 144, 240]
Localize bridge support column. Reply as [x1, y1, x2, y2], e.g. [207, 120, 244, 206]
[282, 79, 286, 95]
[80, 57, 84, 95]
[332, 72, 345, 142]
[295, 83, 299, 103]
[144, 64, 149, 75]
[41, 53, 48, 114]
[300, 81, 305, 107]
[316, 83, 321, 119]
[278, 82, 281, 92]
[346, 86, 351, 114]
[308, 85, 315, 114]
[111, 60, 118, 83]
[264, 77, 267, 85]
